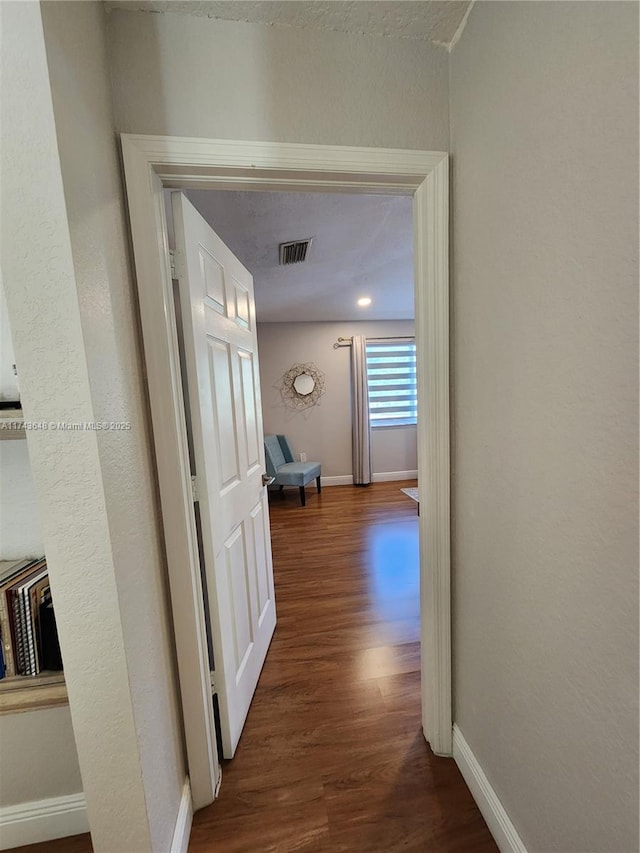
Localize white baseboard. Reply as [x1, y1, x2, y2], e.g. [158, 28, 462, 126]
[321, 470, 418, 487]
[170, 778, 193, 853]
[372, 469, 418, 483]
[320, 475, 353, 486]
[452, 725, 527, 853]
[0, 792, 88, 851]
[0, 778, 192, 853]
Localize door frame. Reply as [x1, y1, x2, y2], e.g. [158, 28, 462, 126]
[121, 135, 452, 808]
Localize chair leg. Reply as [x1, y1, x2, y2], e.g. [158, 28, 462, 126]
[316, 476, 321, 494]
[299, 486, 306, 507]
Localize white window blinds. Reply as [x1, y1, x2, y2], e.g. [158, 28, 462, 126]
[366, 339, 417, 427]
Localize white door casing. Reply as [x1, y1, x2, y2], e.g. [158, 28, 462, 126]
[121, 136, 450, 811]
[172, 193, 276, 758]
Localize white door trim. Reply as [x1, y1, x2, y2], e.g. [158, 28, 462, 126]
[120, 136, 452, 804]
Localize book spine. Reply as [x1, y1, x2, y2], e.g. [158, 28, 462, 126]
[10, 590, 26, 675]
[0, 588, 16, 677]
[31, 578, 49, 674]
[39, 598, 63, 672]
[33, 586, 43, 674]
[21, 588, 37, 676]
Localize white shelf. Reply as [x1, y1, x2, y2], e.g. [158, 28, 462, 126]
[0, 409, 25, 440]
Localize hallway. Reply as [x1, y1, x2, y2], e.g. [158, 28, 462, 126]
[7, 482, 496, 853]
[189, 481, 496, 852]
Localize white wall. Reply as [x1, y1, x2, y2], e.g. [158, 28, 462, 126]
[1, 3, 186, 851]
[450, 3, 639, 851]
[106, 9, 449, 150]
[0, 287, 40, 560]
[257, 321, 416, 481]
[0, 441, 44, 560]
[0, 285, 19, 403]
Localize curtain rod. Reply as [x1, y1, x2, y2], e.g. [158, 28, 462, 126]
[333, 335, 414, 349]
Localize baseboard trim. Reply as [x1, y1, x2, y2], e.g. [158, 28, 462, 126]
[320, 475, 353, 486]
[321, 471, 418, 487]
[0, 792, 88, 851]
[372, 470, 418, 483]
[452, 725, 527, 853]
[170, 778, 193, 853]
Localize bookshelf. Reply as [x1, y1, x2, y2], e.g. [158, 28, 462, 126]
[0, 408, 25, 440]
[0, 672, 67, 714]
[0, 406, 67, 711]
[0, 559, 66, 713]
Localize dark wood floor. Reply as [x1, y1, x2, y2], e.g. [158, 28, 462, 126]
[189, 481, 496, 852]
[9, 482, 496, 853]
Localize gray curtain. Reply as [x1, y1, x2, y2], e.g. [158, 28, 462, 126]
[350, 335, 371, 485]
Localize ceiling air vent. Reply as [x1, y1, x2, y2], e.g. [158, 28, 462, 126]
[279, 238, 312, 265]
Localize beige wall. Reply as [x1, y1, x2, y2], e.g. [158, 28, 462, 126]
[106, 9, 449, 150]
[0, 408, 80, 814]
[450, 3, 639, 851]
[40, 3, 186, 850]
[257, 322, 417, 480]
[0, 441, 44, 560]
[0, 285, 19, 403]
[0, 708, 82, 807]
[4, 3, 636, 851]
[0, 287, 43, 561]
[1, 2, 185, 850]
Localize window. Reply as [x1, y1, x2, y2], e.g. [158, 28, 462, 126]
[366, 339, 417, 427]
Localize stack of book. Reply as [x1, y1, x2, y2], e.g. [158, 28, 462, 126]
[0, 558, 63, 679]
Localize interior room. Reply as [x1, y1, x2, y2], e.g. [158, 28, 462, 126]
[182, 188, 418, 485]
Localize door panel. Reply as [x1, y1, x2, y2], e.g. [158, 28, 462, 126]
[202, 249, 226, 312]
[208, 337, 240, 490]
[172, 192, 276, 758]
[233, 278, 251, 329]
[239, 350, 260, 474]
[224, 523, 254, 679]
[250, 500, 273, 627]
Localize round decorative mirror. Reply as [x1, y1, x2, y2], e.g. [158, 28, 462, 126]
[293, 373, 315, 396]
[278, 362, 326, 411]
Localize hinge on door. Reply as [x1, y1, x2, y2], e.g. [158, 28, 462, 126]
[169, 249, 185, 279]
[210, 671, 216, 693]
[191, 475, 198, 502]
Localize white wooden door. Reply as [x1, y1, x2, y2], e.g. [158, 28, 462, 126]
[172, 193, 276, 758]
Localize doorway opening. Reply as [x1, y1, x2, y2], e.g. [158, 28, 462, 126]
[121, 135, 451, 812]
[166, 186, 420, 770]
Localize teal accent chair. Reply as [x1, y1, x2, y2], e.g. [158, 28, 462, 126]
[264, 435, 321, 507]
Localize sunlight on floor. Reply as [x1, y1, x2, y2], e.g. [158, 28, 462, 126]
[366, 518, 419, 621]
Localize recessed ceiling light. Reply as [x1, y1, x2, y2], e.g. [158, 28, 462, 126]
[357, 297, 372, 307]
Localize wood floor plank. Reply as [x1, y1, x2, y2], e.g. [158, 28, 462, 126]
[3, 835, 92, 853]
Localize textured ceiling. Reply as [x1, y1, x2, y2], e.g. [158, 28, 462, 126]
[184, 190, 414, 323]
[105, 1, 471, 45]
